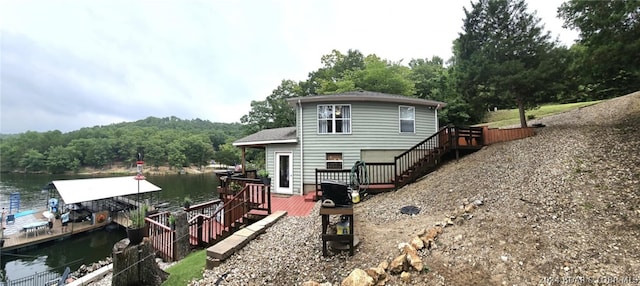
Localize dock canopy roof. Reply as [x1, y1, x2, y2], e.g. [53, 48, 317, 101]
[51, 176, 162, 204]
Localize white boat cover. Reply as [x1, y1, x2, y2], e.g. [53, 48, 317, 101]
[52, 176, 162, 204]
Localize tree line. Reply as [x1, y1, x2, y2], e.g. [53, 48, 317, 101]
[241, 0, 639, 130]
[0, 117, 247, 173]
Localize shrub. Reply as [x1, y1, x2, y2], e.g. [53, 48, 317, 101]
[258, 169, 269, 178]
[128, 209, 146, 229]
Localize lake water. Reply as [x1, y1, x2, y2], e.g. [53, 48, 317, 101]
[0, 173, 219, 282]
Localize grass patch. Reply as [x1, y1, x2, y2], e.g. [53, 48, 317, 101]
[162, 250, 206, 286]
[478, 100, 602, 128]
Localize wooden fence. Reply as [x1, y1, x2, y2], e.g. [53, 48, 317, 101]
[482, 126, 536, 145]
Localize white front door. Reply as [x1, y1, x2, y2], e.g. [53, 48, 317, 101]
[275, 152, 293, 194]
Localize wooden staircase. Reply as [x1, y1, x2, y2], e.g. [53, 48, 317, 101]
[183, 182, 271, 249]
[314, 125, 484, 199]
[393, 125, 483, 189]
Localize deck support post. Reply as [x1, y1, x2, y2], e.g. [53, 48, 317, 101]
[173, 211, 190, 261]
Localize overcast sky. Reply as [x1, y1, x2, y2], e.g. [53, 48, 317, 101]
[0, 0, 578, 134]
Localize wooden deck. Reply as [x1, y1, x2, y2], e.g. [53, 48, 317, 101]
[1, 210, 112, 252]
[268, 195, 315, 217]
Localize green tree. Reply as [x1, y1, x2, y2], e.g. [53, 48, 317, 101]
[317, 54, 415, 96]
[353, 55, 415, 96]
[555, 44, 596, 103]
[409, 56, 451, 101]
[167, 141, 187, 170]
[303, 49, 366, 95]
[0, 138, 22, 171]
[454, 0, 555, 127]
[559, 0, 640, 97]
[19, 149, 46, 172]
[208, 130, 228, 151]
[88, 138, 113, 168]
[144, 138, 166, 169]
[182, 134, 215, 168]
[240, 79, 301, 134]
[213, 142, 241, 166]
[46, 145, 80, 173]
[408, 57, 472, 125]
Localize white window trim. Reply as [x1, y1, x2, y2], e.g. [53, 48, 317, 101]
[317, 104, 352, 134]
[399, 105, 416, 134]
[325, 153, 343, 169]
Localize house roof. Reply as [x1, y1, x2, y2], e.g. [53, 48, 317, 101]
[233, 126, 297, 147]
[286, 90, 446, 108]
[52, 176, 162, 204]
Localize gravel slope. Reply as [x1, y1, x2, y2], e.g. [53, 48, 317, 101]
[190, 91, 640, 286]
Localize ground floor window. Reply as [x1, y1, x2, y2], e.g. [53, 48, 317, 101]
[326, 153, 343, 169]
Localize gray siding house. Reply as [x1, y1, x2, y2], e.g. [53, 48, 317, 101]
[233, 91, 445, 195]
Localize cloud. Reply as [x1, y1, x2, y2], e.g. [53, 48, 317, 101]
[0, 0, 577, 134]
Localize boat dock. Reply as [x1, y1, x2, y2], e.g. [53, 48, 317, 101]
[1, 209, 112, 252]
[1, 176, 163, 253]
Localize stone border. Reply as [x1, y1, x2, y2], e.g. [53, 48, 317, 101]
[206, 210, 288, 268]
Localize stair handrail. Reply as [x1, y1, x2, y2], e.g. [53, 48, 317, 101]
[394, 125, 451, 160]
[393, 125, 453, 188]
[203, 183, 269, 240]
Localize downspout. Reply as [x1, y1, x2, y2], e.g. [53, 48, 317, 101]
[298, 99, 304, 195]
[435, 104, 440, 132]
[435, 104, 441, 149]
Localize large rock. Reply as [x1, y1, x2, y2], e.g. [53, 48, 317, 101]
[403, 244, 423, 271]
[341, 268, 374, 286]
[365, 267, 388, 285]
[464, 203, 477, 213]
[419, 226, 443, 247]
[378, 261, 389, 270]
[400, 271, 412, 283]
[410, 236, 425, 250]
[389, 254, 407, 274]
[397, 242, 409, 251]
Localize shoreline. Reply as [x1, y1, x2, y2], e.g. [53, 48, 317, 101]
[4, 164, 233, 176]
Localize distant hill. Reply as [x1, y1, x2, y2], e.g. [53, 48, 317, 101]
[0, 116, 249, 174]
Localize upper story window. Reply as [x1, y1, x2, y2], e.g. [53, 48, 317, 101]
[399, 106, 415, 133]
[318, 105, 351, 134]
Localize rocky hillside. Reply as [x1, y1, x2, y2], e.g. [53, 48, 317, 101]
[194, 91, 640, 285]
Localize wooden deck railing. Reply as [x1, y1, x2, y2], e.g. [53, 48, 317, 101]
[394, 126, 451, 188]
[450, 126, 484, 148]
[315, 162, 396, 198]
[184, 200, 223, 221]
[190, 182, 269, 247]
[145, 182, 271, 261]
[184, 200, 224, 247]
[364, 162, 395, 185]
[146, 212, 175, 262]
